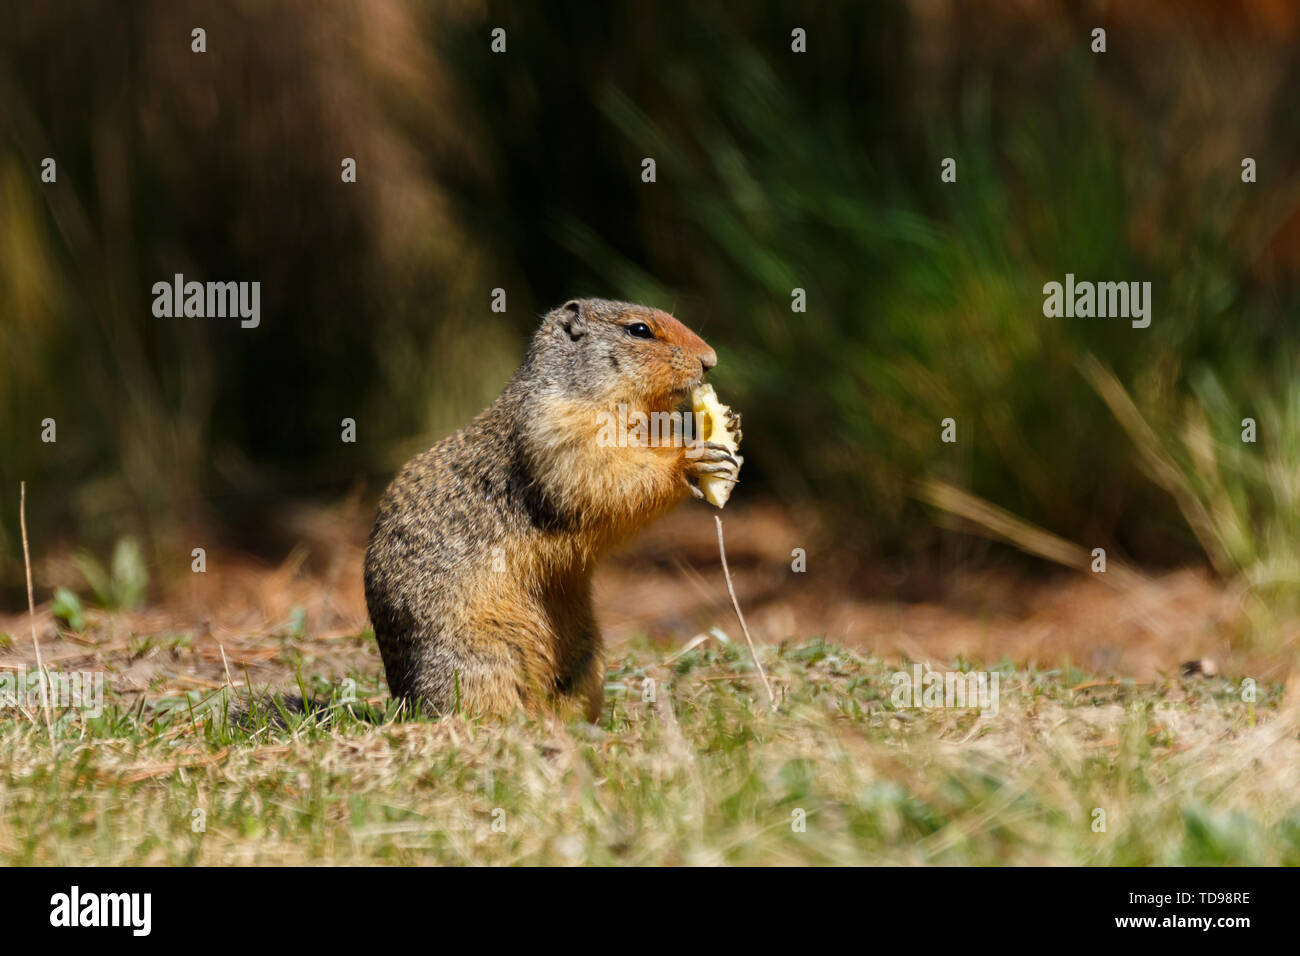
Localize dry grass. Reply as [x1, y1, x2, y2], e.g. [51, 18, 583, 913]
[1, 502, 1297, 865]
[0, 628, 1297, 865]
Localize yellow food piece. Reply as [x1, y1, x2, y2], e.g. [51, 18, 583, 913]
[691, 384, 742, 508]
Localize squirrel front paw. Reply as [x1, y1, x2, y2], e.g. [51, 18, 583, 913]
[684, 441, 743, 499]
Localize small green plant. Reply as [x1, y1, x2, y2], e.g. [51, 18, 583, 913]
[74, 537, 149, 610]
[51, 587, 85, 631]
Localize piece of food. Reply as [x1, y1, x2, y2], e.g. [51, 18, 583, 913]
[691, 384, 742, 508]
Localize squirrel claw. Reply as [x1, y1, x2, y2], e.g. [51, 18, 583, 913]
[692, 442, 737, 464]
[685, 443, 742, 495]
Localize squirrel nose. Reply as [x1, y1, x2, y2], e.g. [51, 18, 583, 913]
[699, 349, 717, 375]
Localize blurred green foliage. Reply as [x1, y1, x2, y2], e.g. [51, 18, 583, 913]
[51, 586, 83, 632]
[74, 536, 148, 611]
[2, 1, 1298, 594]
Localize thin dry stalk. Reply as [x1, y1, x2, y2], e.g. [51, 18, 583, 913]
[1080, 354, 1232, 575]
[714, 515, 776, 711]
[19, 482, 54, 742]
[917, 478, 1146, 590]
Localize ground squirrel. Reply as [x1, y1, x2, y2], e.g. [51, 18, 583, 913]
[364, 298, 742, 721]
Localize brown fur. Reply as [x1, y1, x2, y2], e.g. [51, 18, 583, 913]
[363, 299, 737, 721]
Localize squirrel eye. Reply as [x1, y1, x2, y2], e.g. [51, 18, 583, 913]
[625, 322, 655, 340]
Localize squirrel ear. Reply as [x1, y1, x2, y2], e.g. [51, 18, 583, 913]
[558, 300, 586, 341]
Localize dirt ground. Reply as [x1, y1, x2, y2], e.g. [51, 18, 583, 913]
[1, 499, 1294, 699]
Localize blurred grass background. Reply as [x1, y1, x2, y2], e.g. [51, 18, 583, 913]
[2, 0, 1298, 613]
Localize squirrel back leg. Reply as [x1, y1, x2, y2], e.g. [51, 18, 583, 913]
[408, 644, 602, 721]
[565, 639, 606, 724]
[388, 640, 528, 719]
[547, 589, 606, 723]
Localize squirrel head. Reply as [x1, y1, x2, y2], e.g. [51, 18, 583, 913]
[529, 298, 717, 411]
